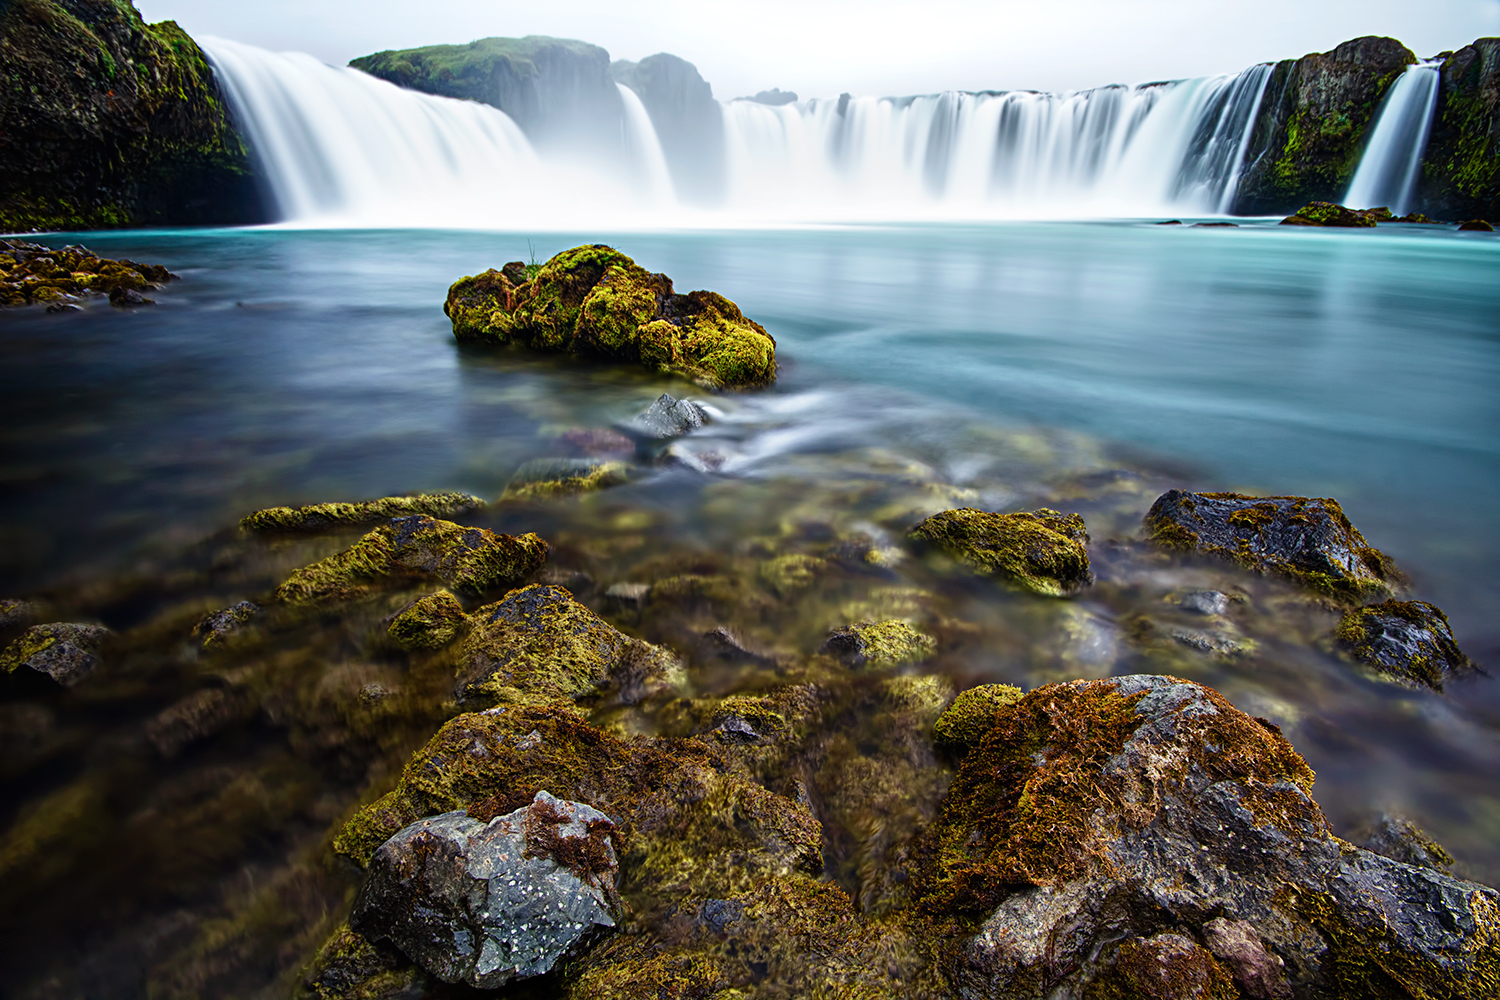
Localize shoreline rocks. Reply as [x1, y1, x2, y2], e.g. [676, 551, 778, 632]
[1, 239, 175, 307]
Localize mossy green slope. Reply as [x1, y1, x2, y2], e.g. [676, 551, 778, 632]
[445, 245, 777, 389]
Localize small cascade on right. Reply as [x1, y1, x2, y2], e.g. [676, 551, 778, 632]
[1345, 63, 1441, 216]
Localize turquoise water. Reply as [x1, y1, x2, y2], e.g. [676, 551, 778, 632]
[2, 220, 1498, 995]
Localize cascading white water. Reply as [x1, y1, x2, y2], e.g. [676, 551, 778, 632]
[1344, 64, 1441, 216]
[201, 38, 1285, 226]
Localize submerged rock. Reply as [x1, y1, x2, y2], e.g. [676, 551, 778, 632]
[455, 584, 681, 705]
[192, 600, 259, 649]
[1279, 201, 1381, 227]
[445, 244, 777, 389]
[908, 507, 1094, 596]
[620, 392, 709, 440]
[352, 791, 618, 989]
[387, 591, 469, 650]
[275, 515, 547, 605]
[1335, 599, 1476, 690]
[145, 686, 253, 757]
[1, 622, 111, 686]
[1458, 218, 1496, 231]
[916, 674, 1500, 998]
[240, 492, 485, 533]
[501, 457, 631, 501]
[0, 598, 39, 631]
[1144, 490, 1403, 603]
[820, 619, 936, 668]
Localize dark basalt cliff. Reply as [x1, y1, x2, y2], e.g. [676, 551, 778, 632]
[612, 53, 725, 204]
[1233, 36, 1416, 215]
[0, 0, 265, 232]
[349, 36, 625, 159]
[1420, 39, 1500, 221]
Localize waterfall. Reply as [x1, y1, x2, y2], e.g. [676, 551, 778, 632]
[202, 39, 1285, 226]
[1345, 64, 1441, 216]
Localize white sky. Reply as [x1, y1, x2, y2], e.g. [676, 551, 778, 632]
[139, 0, 1500, 99]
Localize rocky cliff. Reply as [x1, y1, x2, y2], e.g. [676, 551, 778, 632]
[1419, 38, 1500, 221]
[1233, 36, 1416, 215]
[0, 0, 264, 232]
[349, 36, 625, 160]
[612, 53, 725, 204]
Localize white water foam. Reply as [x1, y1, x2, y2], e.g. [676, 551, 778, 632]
[1345, 63, 1441, 216]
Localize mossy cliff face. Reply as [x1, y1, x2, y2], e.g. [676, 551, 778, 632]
[1420, 39, 1500, 222]
[445, 244, 777, 389]
[908, 507, 1094, 597]
[1144, 489, 1403, 604]
[916, 675, 1500, 999]
[0, 0, 264, 231]
[1234, 36, 1416, 215]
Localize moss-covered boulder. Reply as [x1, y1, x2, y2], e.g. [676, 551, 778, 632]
[274, 515, 547, 606]
[240, 492, 485, 533]
[445, 245, 777, 389]
[1336, 599, 1476, 690]
[386, 592, 468, 650]
[1279, 201, 1381, 227]
[1144, 490, 1404, 604]
[0, 0, 263, 231]
[931, 682, 1024, 749]
[500, 457, 631, 502]
[908, 507, 1094, 597]
[1458, 218, 1496, 231]
[1, 622, 111, 686]
[0, 239, 175, 308]
[455, 584, 681, 705]
[820, 619, 936, 668]
[913, 675, 1500, 998]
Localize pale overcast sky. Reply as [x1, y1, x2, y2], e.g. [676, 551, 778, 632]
[138, 0, 1500, 99]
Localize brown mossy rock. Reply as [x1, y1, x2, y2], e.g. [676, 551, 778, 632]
[1335, 599, 1476, 691]
[240, 492, 485, 533]
[274, 515, 548, 605]
[931, 682, 1024, 750]
[820, 619, 936, 668]
[387, 591, 468, 650]
[454, 584, 682, 706]
[1279, 201, 1381, 227]
[0, 239, 176, 307]
[1144, 490, 1403, 604]
[444, 244, 777, 389]
[916, 674, 1500, 998]
[908, 507, 1094, 597]
[1, 621, 111, 686]
[1085, 932, 1238, 1000]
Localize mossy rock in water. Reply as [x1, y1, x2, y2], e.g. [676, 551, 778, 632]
[274, 515, 547, 606]
[820, 619, 936, 668]
[911, 674, 1500, 998]
[500, 457, 632, 502]
[240, 492, 484, 533]
[931, 683, 1024, 750]
[907, 507, 1094, 596]
[454, 584, 682, 706]
[1144, 490, 1404, 604]
[1279, 201, 1381, 227]
[444, 245, 777, 389]
[0, 240, 178, 307]
[1, 622, 111, 687]
[386, 591, 468, 650]
[1335, 599, 1475, 690]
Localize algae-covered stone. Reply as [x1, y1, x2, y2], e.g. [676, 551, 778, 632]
[500, 457, 631, 501]
[455, 584, 680, 705]
[820, 619, 936, 668]
[241, 492, 485, 533]
[1458, 219, 1496, 232]
[445, 245, 777, 389]
[387, 592, 468, 650]
[193, 600, 258, 649]
[1279, 201, 1380, 227]
[1335, 599, 1475, 690]
[916, 674, 1500, 998]
[931, 683, 1024, 749]
[1, 622, 111, 686]
[1145, 490, 1403, 604]
[908, 507, 1094, 596]
[351, 792, 618, 989]
[275, 515, 547, 605]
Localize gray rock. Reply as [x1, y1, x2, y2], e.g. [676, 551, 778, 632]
[192, 600, 259, 650]
[1179, 590, 1230, 615]
[1358, 813, 1456, 872]
[1335, 599, 1475, 690]
[621, 392, 708, 440]
[145, 687, 253, 758]
[935, 674, 1500, 998]
[352, 791, 618, 989]
[697, 626, 776, 666]
[1, 623, 111, 687]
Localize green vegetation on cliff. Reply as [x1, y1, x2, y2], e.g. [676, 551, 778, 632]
[1422, 39, 1500, 221]
[0, 0, 263, 231]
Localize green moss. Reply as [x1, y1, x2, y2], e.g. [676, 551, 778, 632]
[500, 458, 632, 502]
[1279, 201, 1380, 227]
[300, 924, 419, 1000]
[240, 492, 485, 533]
[822, 619, 936, 669]
[274, 516, 547, 605]
[758, 553, 830, 596]
[1335, 599, 1471, 690]
[931, 683, 1024, 750]
[0, 780, 108, 882]
[908, 507, 1094, 597]
[387, 591, 468, 650]
[443, 245, 777, 389]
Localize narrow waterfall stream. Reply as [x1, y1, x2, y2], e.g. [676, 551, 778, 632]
[1344, 63, 1441, 215]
